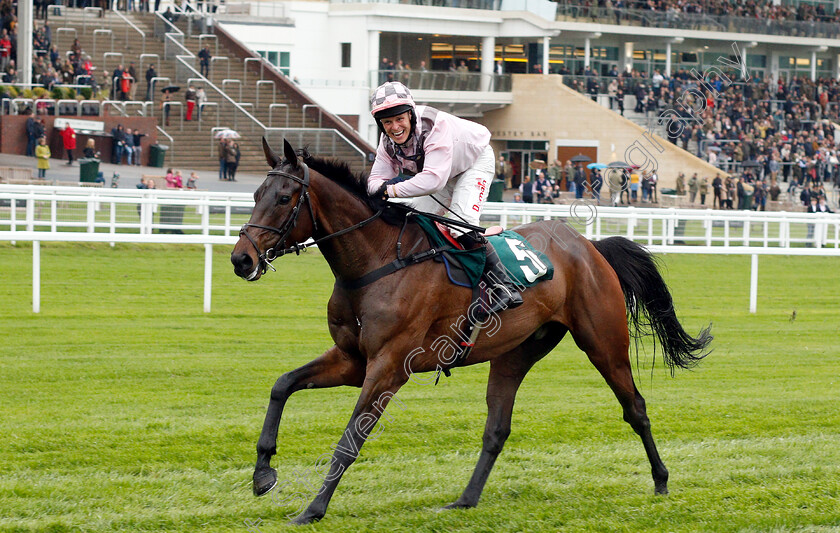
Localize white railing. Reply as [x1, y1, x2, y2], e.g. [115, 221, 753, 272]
[3, 187, 840, 314]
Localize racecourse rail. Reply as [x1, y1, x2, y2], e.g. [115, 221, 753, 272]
[2, 184, 839, 314]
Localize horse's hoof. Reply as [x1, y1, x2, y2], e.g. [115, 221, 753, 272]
[654, 484, 669, 495]
[253, 467, 278, 497]
[289, 512, 323, 525]
[442, 500, 475, 510]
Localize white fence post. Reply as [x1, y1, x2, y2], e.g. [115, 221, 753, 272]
[204, 243, 213, 313]
[749, 253, 758, 314]
[33, 241, 41, 314]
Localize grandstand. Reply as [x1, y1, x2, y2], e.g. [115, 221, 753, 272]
[2, 0, 839, 209]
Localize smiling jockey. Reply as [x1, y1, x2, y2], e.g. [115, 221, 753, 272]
[367, 81, 523, 316]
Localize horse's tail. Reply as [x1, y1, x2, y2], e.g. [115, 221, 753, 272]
[590, 236, 712, 374]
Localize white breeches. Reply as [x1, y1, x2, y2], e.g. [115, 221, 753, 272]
[391, 145, 495, 236]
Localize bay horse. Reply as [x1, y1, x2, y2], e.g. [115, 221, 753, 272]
[230, 139, 712, 525]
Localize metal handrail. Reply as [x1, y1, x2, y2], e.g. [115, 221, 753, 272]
[198, 102, 219, 130]
[243, 57, 263, 84]
[103, 100, 129, 117]
[269, 103, 289, 128]
[302, 104, 322, 128]
[82, 7, 104, 34]
[110, 8, 147, 56]
[221, 79, 243, 103]
[55, 27, 77, 52]
[148, 77, 172, 107]
[264, 127, 366, 169]
[56, 99, 80, 116]
[124, 101, 152, 116]
[210, 56, 230, 79]
[255, 80, 275, 108]
[102, 52, 124, 75]
[92, 28, 113, 58]
[139, 54, 160, 74]
[163, 101, 184, 131]
[156, 126, 175, 159]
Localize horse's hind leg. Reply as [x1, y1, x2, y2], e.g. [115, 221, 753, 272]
[574, 320, 670, 494]
[446, 324, 566, 509]
[254, 345, 365, 496]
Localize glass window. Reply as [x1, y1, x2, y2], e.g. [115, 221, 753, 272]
[341, 43, 351, 68]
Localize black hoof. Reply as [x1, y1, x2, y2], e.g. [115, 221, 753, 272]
[654, 484, 669, 495]
[442, 500, 475, 510]
[253, 467, 278, 497]
[289, 512, 323, 525]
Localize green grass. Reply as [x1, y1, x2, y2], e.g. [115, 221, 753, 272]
[1, 243, 839, 532]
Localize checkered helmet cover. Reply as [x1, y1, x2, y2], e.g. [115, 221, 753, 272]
[370, 81, 416, 117]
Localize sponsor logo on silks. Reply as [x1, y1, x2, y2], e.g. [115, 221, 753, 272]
[473, 178, 487, 211]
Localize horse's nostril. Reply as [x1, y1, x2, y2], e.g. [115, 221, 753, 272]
[231, 252, 253, 273]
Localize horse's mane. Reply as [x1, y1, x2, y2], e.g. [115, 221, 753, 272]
[299, 148, 390, 213]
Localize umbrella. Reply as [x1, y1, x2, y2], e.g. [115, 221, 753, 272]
[161, 85, 181, 93]
[214, 129, 241, 139]
[606, 161, 631, 168]
[707, 146, 722, 152]
[586, 163, 607, 170]
[570, 153, 592, 163]
[528, 159, 546, 170]
[740, 160, 762, 167]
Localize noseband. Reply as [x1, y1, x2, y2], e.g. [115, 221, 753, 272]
[239, 163, 317, 274]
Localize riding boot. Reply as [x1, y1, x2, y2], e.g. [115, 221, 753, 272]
[456, 232, 523, 317]
[482, 241, 524, 315]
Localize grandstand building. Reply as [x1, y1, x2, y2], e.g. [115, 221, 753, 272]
[215, 0, 840, 188]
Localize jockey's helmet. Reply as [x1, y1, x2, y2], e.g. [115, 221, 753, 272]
[370, 81, 416, 141]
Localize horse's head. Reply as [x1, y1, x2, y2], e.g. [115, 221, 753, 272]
[230, 138, 317, 281]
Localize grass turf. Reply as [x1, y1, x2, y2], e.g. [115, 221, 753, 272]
[0, 243, 838, 532]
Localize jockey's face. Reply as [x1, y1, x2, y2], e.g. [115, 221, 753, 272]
[381, 111, 411, 145]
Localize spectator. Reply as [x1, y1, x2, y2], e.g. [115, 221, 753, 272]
[83, 138, 99, 159]
[111, 124, 126, 164]
[132, 129, 145, 166]
[225, 140, 240, 181]
[218, 138, 227, 180]
[127, 62, 138, 100]
[123, 127, 135, 165]
[519, 175, 534, 203]
[60, 123, 76, 165]
[25, 110, 38, 157]
[699, 176, 710, 206]
[165, 168, 183, 188]
[161, 89, 172, 126]
[688, 173, 699, 203]
[195, 86, 207, 120]
[198, 44, 211, 77]
[186, 172, 199, 189]
[35, 136, 50, 178]
[675, 172, 686, 196]
[184, 84, 196, 121]
[145, 63, 157, 101]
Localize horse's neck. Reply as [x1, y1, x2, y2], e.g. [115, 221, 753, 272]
[310, 176, 405, 282]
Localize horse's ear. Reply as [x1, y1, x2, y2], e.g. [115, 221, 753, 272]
[283, 138, 298, 168]
[262, 137, 280, 169]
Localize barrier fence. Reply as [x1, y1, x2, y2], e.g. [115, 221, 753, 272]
[2, 185, 839, 313]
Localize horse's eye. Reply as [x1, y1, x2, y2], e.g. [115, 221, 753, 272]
[279, 195, 291, 205]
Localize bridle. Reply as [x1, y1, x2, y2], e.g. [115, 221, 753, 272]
[239, 163, 317, 275]
[238, 162, 384, 276]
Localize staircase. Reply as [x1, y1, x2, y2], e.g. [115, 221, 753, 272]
[49, 8, 372, 175]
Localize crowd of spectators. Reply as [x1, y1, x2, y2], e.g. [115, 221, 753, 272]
[570, 0, 840, 24]
[564, 66, 840, 209]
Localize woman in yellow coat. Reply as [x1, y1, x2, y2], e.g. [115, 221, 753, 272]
[35, 136, 50, 178]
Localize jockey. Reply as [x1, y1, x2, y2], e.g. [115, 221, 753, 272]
[367, 81, 523, 316]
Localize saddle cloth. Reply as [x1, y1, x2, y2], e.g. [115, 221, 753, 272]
[413, 215, 554, 288]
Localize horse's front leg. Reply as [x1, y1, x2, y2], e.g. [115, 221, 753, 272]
[290, 358, 407, 525]
[254, 345, 365, 496]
